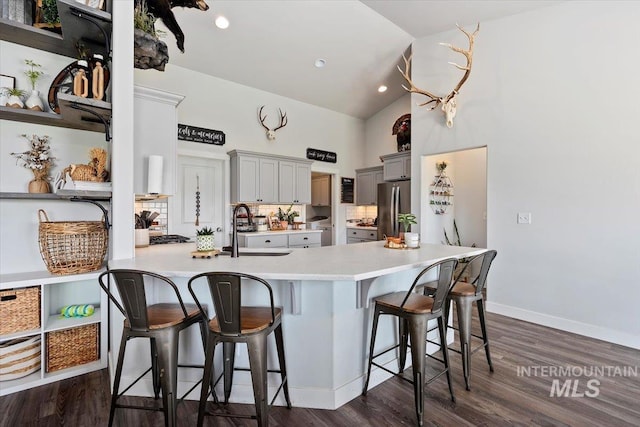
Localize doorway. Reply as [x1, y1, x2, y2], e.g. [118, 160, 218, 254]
[421, 147, 487, 248]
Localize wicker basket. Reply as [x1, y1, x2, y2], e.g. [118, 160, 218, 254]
[0, 287, 41, 336]
[38, 209, 108, 275]
[46, 323, 99, 373]
[0, 336, 41, 381]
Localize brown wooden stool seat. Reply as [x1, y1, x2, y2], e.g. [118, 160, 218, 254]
[99, 270, 207, 427]
[362, 258, 458, 426]
[188, 272, 291, 427]
[123, 303, 202, 330]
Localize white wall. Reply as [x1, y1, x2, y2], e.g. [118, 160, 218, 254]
[134, 64, 366, 244]
[411, 1, 640, 348]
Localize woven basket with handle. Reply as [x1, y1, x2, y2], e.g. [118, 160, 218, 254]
[38, 209, 108, 275]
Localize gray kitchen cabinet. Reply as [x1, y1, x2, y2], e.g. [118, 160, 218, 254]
[355, 166, 383, 206]
[381, 152, 411, 181]
[279, 160, 311, 204]
[237, 231, 321, 248]
[229, 151, 278, 203]
[229, 150, 311, 204]
[311, 175, 331, 206]
[346, 227, 379, 244]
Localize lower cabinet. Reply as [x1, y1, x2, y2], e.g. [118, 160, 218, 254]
[238, 232, 321, 249]
[346, 228, 378, 244]
[0, 271, 108, 396]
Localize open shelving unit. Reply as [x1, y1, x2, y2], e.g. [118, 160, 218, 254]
[0, 0, 112, 396]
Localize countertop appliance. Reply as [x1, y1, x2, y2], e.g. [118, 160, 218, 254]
[377, 180, 411, 240]
[307, 216, 332, 246]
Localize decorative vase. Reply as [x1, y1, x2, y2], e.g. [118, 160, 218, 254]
[28, 179, 50, 193]
[196, 235, 215, 251]
[135, 228, 150, 248]
[6, 94, 24, 109]
[25, 90, 44, 111]
[279, 220, 288, 230]
[404, 232, 420, 248]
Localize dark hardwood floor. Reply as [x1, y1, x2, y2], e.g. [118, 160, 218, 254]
[1, 312, 638, 426]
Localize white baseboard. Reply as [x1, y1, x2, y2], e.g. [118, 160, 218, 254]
[486, 301, 640, 350]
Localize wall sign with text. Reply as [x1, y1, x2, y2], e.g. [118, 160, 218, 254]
[178, 124, 225, 145]
[306, 148, 337, 163]
[341, 177, 354, 204]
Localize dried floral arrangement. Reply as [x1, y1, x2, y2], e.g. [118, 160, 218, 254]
[11, 134, 55, 182]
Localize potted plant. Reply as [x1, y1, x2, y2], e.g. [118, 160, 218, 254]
[277, 204, 299, 229]
[398, 213, 419, 247]
[196, 227, 215, 251]
[6, 88, 25, 109]
[11, 134, 55, 193]
[24, 60, 45, 111]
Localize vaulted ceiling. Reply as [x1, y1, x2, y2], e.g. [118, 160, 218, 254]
[155, 1, 560, 119]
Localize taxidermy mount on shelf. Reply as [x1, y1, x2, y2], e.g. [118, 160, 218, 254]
[392, 113, 411, 152]
[398, 23, 479, 128]
[137, 0, 209, 53]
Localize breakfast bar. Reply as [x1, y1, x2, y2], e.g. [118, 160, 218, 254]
[108, 241, 485, 410]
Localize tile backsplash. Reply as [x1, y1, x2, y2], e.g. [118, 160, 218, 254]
[135, 200, 168, 234]
[346, 206, 377, 222]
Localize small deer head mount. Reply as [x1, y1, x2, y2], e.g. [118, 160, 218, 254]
[258, 106, 288, 140]
[398, 23, 479, 128]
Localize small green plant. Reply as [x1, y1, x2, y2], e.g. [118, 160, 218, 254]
[24, 60, 44, 90]
[196, 227, 214, 236]
[277, 204, 299, 223]
[134, 0, 161, 37]
[398, 213, 417, 233]
[41, 0, 60, 25]
[7, 88, 25, 98]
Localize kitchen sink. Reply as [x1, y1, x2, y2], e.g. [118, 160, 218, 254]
[218, 250, 291, 257]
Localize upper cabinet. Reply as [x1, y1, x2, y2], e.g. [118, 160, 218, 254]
[355, 166, 383, 206]
[0, 0, 112, 138]
[381, 152, 411, 181]
[311, 175, 331, 206]
[229, 150, 312, 204]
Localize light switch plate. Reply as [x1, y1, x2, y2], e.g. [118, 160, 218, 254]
[517, 212, 531, 224]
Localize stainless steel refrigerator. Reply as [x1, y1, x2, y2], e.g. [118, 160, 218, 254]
[377, 180, 411, 240]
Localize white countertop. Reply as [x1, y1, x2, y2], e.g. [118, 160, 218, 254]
[114, 242, 485, 282]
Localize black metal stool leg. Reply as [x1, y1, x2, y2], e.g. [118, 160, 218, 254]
[456, 297, 473, 391]
[247, 334, 269, 427]
[197, 334, 215, 427]
[274, 324, 292, 408]
[398, 318, 408, 373]
[155, 330, 180, 427]
[407, 315, 428, 427]
[362, 307, 381, 396]
[108, 331, 129, 427]
[438, 316, 455, 402]
[476, 299, 494, 372]
[223, 342, 236, 403]
[150, 338, 161, 399]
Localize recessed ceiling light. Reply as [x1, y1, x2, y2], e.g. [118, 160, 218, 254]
[215, 15, 230, 29]
[378, 85, 388, 93]
[314, 59, 326, 68]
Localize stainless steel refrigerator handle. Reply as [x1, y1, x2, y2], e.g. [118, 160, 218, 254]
[390, 186, 396, 236]
[394, 185, 400, 236]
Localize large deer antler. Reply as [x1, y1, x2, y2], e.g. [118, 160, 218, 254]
[258, 106, 288, 140]
[398, 23, 479, 128]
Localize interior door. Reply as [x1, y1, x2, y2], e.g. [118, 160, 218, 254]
[171, 155, 225, 247]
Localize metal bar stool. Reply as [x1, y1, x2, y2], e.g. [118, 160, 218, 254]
[188, 271, 291, 427]
[362, 258, 458, 426]
[98, 269, 207, 427]
[424, 250, 498, 390]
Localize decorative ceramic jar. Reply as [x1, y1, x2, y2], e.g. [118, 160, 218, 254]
[25, 90, 44, 111]
[196, 235, 215, 251]
[135, 228, 150, 248]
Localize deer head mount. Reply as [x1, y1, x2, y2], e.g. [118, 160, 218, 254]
[398, 23, 479, 128]
[258, 106, 288, 140]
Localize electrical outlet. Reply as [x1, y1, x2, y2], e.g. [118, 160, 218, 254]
[517, 212, 531, 224]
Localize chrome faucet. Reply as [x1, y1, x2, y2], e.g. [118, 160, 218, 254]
[231, 203, 252, 257]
